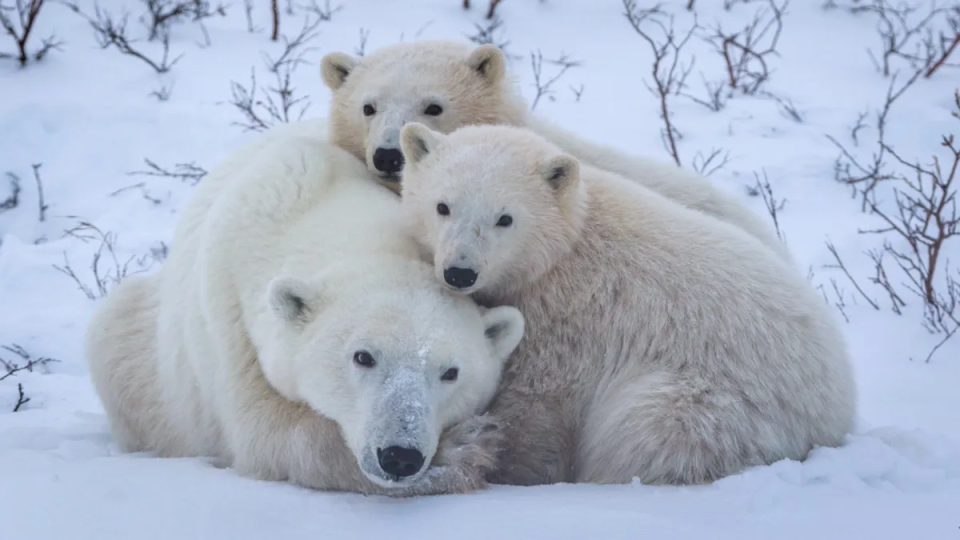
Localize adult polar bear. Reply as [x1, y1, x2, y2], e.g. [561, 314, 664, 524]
[396, 122, 856, 486]
[84, 127, 526, 496]
[320, 40, 792, 262]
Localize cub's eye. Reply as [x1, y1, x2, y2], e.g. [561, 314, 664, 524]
[437, 203, 450, 216]
[362, 104, 376, 116]
[440, 367, 459, 382]
[496, 214, 513, 227]
[424, 104, 443, 116]
[353, 351, 376, 368]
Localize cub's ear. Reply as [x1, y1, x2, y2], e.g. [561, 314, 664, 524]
[321, 52, 359, 90]
[481, 305, 525, 363]
[466, 44, 506, 84]
[540, 154, 580, 193]
[267, 276, 323, 326]
[399, 122, 445, 166]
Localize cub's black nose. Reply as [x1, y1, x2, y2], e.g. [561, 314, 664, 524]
[372, 147, 405, 174]
[443, 266, 478, 289]
[377, 446, 425, 478]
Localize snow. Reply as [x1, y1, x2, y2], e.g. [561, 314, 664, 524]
[1, 0, 959, 538]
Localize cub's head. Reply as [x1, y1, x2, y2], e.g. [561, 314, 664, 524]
[398, 123, 587, 297]
[320, 40, 526, 188]
[263, 270, 524, 489]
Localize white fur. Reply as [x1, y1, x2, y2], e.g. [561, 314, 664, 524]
[398, 123, 857, 486]
[321, 40, 791, 262]
[85, 128, 525, 496]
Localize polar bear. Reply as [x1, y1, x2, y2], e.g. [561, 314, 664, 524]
[396, 122, 857, 486]
[320, 40, 791, 262]
[84, 131, 526, 496]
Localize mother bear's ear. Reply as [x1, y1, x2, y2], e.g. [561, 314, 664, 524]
[466, 44, 506, 85]
[267, 276, 325, 327]
[321, 52, 360, 90]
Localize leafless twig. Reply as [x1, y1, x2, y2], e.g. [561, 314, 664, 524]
[52, 221, 154, 300]
[65, 2, 183, 73]
[623, 1, 699, 167]
[691, 148, 730, 177]
[128, 158, 207, 185]
[748, 168, 786, 241]
[708, 0, 788, 96]
[0, 172, 21, 212]
[529, 50, 581, 111]
[139, 0, 225, 41]
[0, 0, 61, 66]
[1, 344, 59, 412]
[465, 14, 512, 57]
[226, 16, 320, 132]
[301, 0, 341, 21]
[827, 66, 925, 205]
[270, 0, 279, 41]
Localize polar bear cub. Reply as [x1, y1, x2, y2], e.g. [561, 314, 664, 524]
[85, 130, 525, 496]
[397, 122, 857, 486]
[320, 40, 791, 262]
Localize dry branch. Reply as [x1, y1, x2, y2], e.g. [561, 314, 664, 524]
[623, 1, 699, 167]
[63, 2, 183, 73]
[0, 0, 61, 66]
[53, 221, 154, 300]
[708, 0, 788, 96]
[1, 344, 58, 413]
[227, 15, 320, 131]
[825, 87, 960, 362]
[0, 172, 21, 212]
[128, 158, 207, 185]
[529, 50, 580, 111]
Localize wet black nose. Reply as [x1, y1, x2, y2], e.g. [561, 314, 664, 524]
[443, 266, 478, 289]
[372, 147, 404, 174]
[377, 446, 425, 478]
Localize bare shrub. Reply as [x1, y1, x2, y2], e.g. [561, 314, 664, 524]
[623, 1, 699, 167]
[529, 50, 580, 111]
[746, 168, 786, 241]
[53, 221, 154, 300]
[691, 148, 731, 177]
[301, 0, 341, 21]
[707, 0, 788, 96]
[925, 5, 959, 78]
[140, 0, 225, 42]
[227, 16, 320, 132]
[827, 68, 925, 206]
[465, 13, 512, 57]
[0, 0, 61, 66]
[1, 344, 59, 412]
[825, 89, 960, 363]
[128, 158, 207, 185]
[0, 172, 21, 212]
[64, 2, 183, 73]
[840, 0, 958, 79]
[4, 163, 48, 221]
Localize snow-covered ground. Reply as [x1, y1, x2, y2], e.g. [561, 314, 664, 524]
[2, 0, 959, 538]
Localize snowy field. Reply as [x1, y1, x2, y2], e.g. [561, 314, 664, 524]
[2, 0, 959, 538]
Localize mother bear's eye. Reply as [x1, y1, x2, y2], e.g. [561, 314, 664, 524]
[437, 203, 450, 216]
[424, 104, 443, 116]
[496, 214, 513, 227]
[440, 367, 459, 382]
[353, 351, 376, 368]
[362, 104, 376, 116]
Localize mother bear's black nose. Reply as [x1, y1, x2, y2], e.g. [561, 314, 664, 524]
[377, 446, 425, 478]
[373, 147, 404, 174]
[444, 266, 478, 289]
